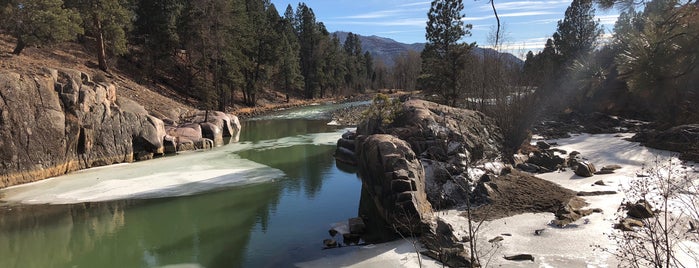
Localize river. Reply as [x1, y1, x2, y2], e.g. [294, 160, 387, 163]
[0, 102, 368, 268]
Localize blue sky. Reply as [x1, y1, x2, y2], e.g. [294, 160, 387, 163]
[270, 0, 619, 56]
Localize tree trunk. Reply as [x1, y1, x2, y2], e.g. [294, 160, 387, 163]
[94, 14, 109, 72]
[12, 38, 26, 55]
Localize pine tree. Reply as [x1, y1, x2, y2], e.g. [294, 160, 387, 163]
[553, 0, 603, 66]
[66, 0, 133, 72]
[295, 3, 321, 99]
[421, 0, 473, 106]
[273, 4, 303, 99]
[133, 0, 183, 79]
[0, 0, 82, 55]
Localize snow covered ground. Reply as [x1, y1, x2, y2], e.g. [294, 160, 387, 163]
[303, 133, 698, 267]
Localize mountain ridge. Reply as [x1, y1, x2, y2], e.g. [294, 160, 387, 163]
[332, 31, 522, 67]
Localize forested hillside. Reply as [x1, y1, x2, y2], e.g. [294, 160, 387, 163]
[1, 0, 697, 131]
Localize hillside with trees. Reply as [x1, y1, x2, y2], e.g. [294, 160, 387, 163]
[1, 0, 697, 162]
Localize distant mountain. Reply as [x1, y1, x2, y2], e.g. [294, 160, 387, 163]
[332, 31, 523, 67]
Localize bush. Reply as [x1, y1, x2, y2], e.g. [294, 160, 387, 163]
[600, 157, 699, 268]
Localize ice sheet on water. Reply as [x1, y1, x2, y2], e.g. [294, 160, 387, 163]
[0, 128, 351, 205]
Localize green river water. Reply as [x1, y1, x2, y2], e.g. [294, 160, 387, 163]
[0, 103, 366, 268]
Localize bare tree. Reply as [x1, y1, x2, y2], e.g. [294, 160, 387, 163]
[600, 157, 699, 268]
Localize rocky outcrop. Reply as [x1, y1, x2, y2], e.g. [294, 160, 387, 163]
[0, 67, 239, 188]
[350, 99, 506, 267]
[0, 68, 165, 187]
[356, 99, 503, 209]
[631, 124, 699, 162]
[355, 134, 434, 234]
[360, 99, 503, 164]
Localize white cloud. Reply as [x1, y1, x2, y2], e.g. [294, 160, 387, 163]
[399, 1, 431, 7]
[338, 9, 407, 19]
[464, 11, 557, 21]
[326, 18, 427, 27]
[477, 0, 570, 12]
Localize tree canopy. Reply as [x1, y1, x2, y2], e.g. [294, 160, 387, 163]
[0, 0, 82, 55]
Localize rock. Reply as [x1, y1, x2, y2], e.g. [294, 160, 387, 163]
[631, 124, 699, 162]
[0, 68, 167, 187]
[355, 134, 433, 234]
[421, 218, 463, 252]
[177, 139, 196, 151]
[552, 198, 589, 227]
[195, 138, 214, 150]
[596, 164, 621, 175]
[349, 217, 366, 234]
[342, 233, 361, 245]
[516, 163, 542, 173]
[421, 249, 472, 268]
[334, 146, 357, 165]
[577, 191, 617, 196]
[328, 229, 338, 237]
[534, 229, 545, 235]
[536, 141, 552, 149]
[602, 164, 622, 171]
[614, 218, 644, 231]
[168, 123, 202, 143]
[594, 180, 606, 185]
[192, 110, 241, 141]
[358, 99, 503, 164]
[163, 135, 177, 154]
[323, 239, 338, 249]
[488, 236, 504, 243]
[200, 122, 223, 146]
[513, 154, 529, 166]
[574, 161, 597, 177]
[527, 150, 565, 171]
[504, 254, 535, 262]
[626, 200, 654, 219]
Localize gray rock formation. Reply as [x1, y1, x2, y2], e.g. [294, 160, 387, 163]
[0, 68, 166, 188]
[0, 67, 240, 188]
[355, 134, 434, 235]
[351, 99, 506, 267]
[631, 124, 699, 162]
[356, 99, 503, 209]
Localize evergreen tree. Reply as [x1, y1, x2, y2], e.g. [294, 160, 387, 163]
[553, 0, 603, 66]
[420, 0, 473, 106]
[133, 0, 183, 79]
[179, 0, 240, 110]
[0, 0, 83, 55]
[295, 3, 322, 99]
[612, 0, 699, 124]
[239, 0, 278, 106]
[66, 0, 133, 72]
[273, 4, 303, 98]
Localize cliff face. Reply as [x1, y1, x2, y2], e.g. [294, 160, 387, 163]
[0, 68, 166, 188]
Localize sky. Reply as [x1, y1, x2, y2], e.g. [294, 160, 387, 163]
[270, 0, 620, 56]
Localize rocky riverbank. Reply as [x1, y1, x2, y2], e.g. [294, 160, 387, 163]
[0, 67, 241, 188]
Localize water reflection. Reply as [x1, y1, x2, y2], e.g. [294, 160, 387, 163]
[0, 116, 362, 268]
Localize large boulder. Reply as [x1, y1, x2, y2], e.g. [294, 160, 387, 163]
[574, 161, 597, 177]
[192, 110, 241, 142]
[355, 99, 503, 209]
[0, 68, 167, 188]
[355, 134, 434, 234]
